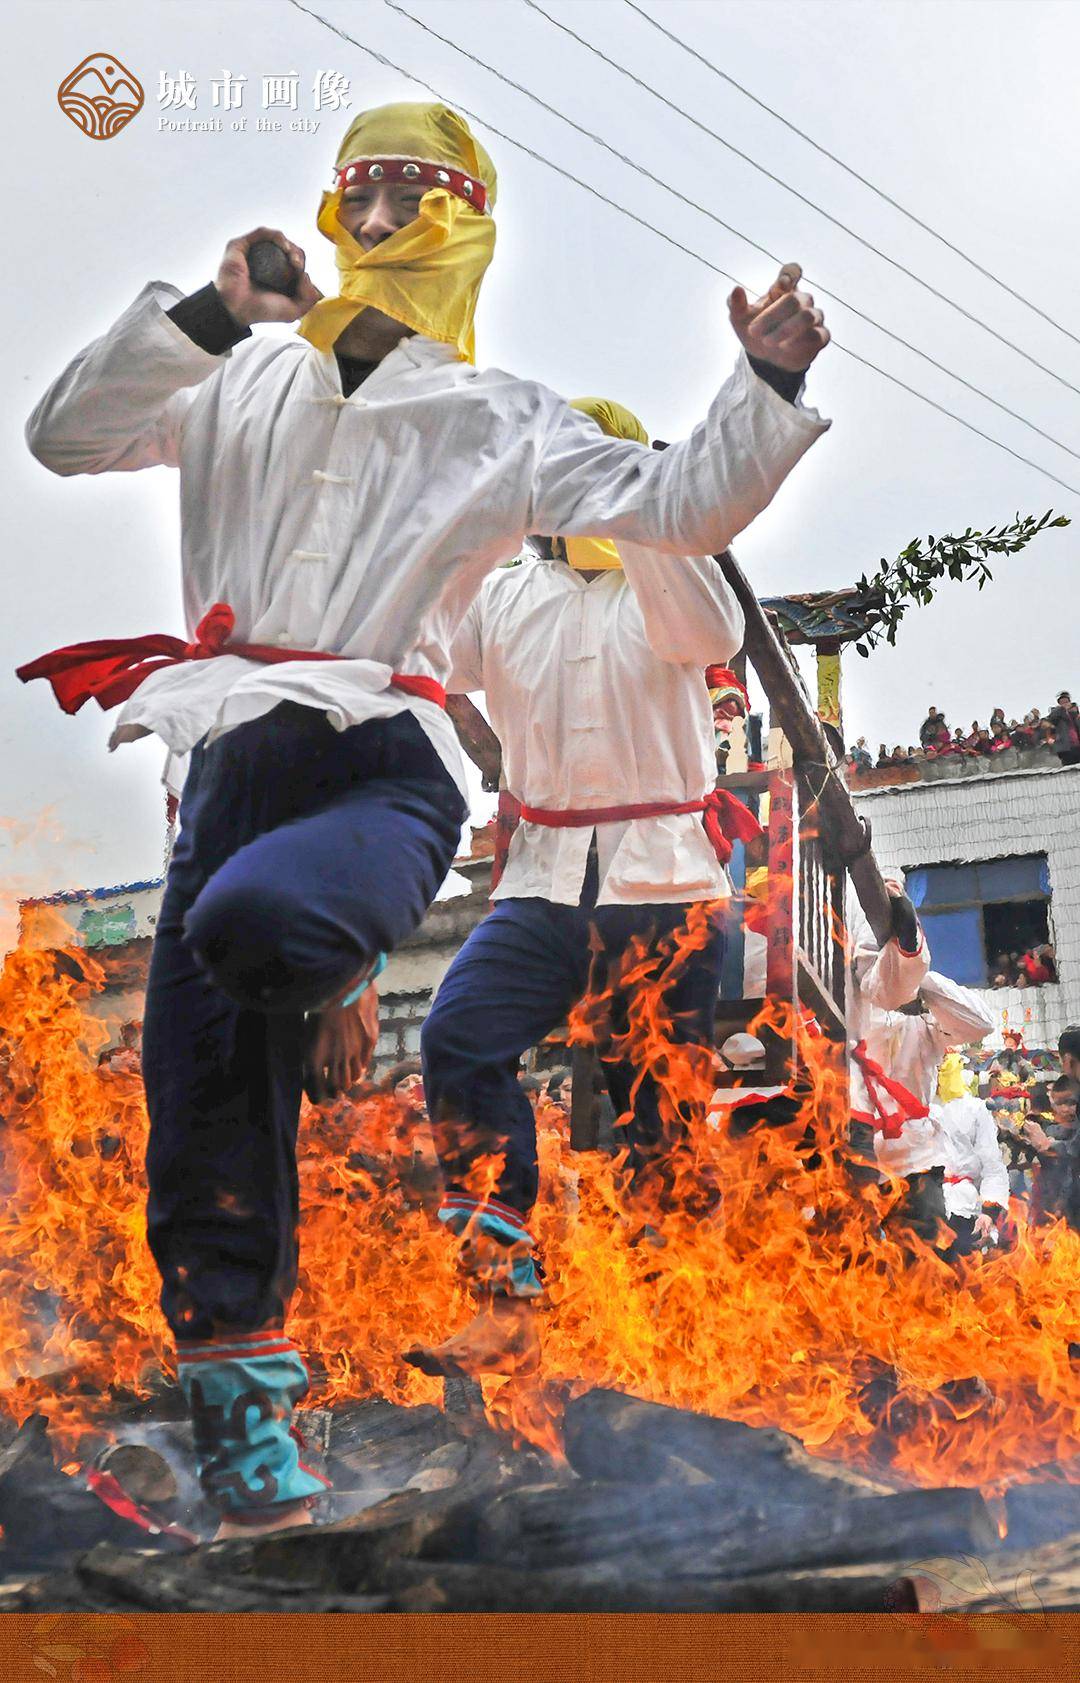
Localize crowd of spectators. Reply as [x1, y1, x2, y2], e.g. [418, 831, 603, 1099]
[979, 1028, 1080, 1227]
[846, 691, 1080, 775]
[987, 946, 1058, 990]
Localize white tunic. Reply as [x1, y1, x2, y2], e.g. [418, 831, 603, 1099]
[848, 914, 995, 1175]
[448, 553, 743, 905]
[25, 283, 829, 798]
[932, 1094, 1011, 1217]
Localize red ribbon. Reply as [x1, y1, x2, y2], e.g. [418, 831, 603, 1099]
[850, 1040, 929, 1140]
[518, 788, 762, 868]
[16, 603, 446, 714]
[704, 664, 750, 712]
[86, 1468, 199, 1547]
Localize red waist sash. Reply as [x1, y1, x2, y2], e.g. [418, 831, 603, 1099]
[16, 603, 446, 714]
[944, 1173, 975, 1184]
[850, 1040, 929, 1140]
[518, 790, 762, 868]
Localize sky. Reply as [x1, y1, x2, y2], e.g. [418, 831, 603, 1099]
[2, 0, 1079, 950]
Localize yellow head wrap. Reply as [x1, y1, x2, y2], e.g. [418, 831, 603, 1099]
[937, 1053, 971, 1104]
[562, 396, 649, 572]
[297, 102, 497, 361]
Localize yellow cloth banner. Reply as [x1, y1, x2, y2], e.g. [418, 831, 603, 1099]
[297, 102, 497, 361]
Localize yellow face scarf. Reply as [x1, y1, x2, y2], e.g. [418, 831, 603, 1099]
[937, 1053, 970, 1104]
[297, 102, 497, 362]
[562, 396, 649, 571]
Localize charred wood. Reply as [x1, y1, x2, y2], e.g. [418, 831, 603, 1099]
[564, 1389, 894, 1502]
[474, 1478, 995, 1577]
[1004, 1483, 1080, 1552]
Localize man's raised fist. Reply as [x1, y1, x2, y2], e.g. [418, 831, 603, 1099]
[216, 227, 323, 328]
[728, 263, 830, 374]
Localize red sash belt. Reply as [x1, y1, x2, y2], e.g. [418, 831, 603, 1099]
[16, 603, 446, 714]
[850, 1040, 929, 1140]
[519, 790, 762, 868]
[944, 1173, 975, 1184]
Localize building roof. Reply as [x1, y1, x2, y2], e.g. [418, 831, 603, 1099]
[20, 877, 164, 909]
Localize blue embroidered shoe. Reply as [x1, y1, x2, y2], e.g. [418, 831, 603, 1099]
[175, 1329, 332, 1516]
[437, 1195, 544, 1298]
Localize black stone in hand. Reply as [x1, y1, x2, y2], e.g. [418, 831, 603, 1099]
[247, 240, 299, 298]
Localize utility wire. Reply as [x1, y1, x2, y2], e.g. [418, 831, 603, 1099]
[384, 0, 1080, 465]
[525, 0, 1080, 398]
[624, 0, 1080, 355]
[285, 0, 1080, 498]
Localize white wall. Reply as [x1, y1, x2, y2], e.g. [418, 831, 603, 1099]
[852, 764, 1080, 1049]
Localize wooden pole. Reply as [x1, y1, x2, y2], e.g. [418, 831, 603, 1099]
[714, 549, 893, 947]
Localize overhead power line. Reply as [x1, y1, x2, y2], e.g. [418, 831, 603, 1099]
[285, 0, 1080, 498]
[523, 0, 1080, 398]
[383, 0, 1080, 466]
[623, 0, 1080, 355]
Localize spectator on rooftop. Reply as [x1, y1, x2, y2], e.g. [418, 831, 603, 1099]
[918, 706, 949, 749]
[1048, 692, 1080, 764]
[940, 727, 971, 757]
[850, 736, 873, 773]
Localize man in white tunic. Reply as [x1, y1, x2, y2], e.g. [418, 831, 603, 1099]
[19, 101, 830, 1527]
[930, 1055, 1010, 1255]
[408, 398, 815, 1379]
[847, 894, 995, 1244]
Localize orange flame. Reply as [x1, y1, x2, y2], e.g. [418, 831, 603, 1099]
[0, 916, 1077, 1499]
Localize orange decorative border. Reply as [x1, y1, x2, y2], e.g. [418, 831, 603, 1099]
[0, 1612, 1076, 1682]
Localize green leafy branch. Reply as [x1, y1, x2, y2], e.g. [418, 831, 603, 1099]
[852, 510, 1070, 657]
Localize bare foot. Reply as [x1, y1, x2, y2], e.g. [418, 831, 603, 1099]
[402, 1296, 541, 1378]
[212, 1505, 316, 1542]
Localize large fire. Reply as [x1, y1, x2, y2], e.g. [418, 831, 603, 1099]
[0, 907, 1077, 1497]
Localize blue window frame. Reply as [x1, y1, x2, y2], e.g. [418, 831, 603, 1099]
[904, 855, 1052, 988]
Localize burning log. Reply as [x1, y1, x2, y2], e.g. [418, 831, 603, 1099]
[0, 1416, 188, 1568]
[1004, 1483, 1080, 1552]
[0, 1541, 917, 1614]
[564, 1389, 896, 1503]
[0, 1542, 391, 1614]
[906, 1532, 1080, 1613]
[389, 1558, 918, 1613]
[472, 1478, 996, 1578]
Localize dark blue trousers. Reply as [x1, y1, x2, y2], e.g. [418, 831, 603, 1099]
[142, 703, 466, 1341]
[421, 861, 726, 1219]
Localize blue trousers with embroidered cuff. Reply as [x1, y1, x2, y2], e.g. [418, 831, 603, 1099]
[421, 867, 726, 1289]
[141, 703, 465, 1510]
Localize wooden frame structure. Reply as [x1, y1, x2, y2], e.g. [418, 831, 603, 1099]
[570, 548, 893, 1140]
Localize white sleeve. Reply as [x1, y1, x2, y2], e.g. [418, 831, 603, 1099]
[446, 593, 486, 694]
[26, 283, 230, 477]
[528, 353, 829, 556]
[973, 1102, 1011, 1207]
[849, 894, 929, 1012]
[921, 972, 995, 1052]
[616, 547, 744, 666]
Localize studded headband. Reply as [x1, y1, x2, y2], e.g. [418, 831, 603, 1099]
[333, 156, 491, 215]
